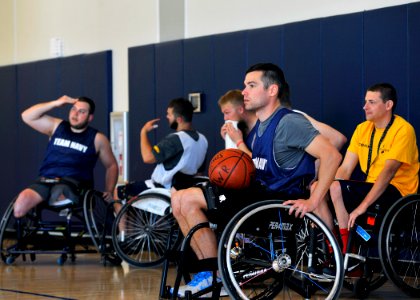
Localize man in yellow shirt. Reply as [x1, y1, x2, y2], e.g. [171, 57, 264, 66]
[327, 82, 419, 255]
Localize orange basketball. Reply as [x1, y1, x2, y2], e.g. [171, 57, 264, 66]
[208, 149, 256, 189]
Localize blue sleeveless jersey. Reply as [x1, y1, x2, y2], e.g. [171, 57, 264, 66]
[245, 123, 257, 151]
[252, 108, 315, 195]
[39, 121, 99, 182]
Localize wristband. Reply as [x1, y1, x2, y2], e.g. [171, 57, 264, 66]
[236, 140, 244, 147]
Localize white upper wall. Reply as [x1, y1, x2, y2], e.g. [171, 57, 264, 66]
[185, 0, 418, 38]
[0, 0, 418, 111]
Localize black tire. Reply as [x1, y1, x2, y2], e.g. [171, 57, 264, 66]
[218, 200, 344, 300]
[379, 194, 420, 298]
[111, 192, 180, 268]
[83, 190, 114, 252]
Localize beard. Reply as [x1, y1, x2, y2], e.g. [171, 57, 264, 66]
[170, 120, 178, 130]
[70, 118, 89, 130]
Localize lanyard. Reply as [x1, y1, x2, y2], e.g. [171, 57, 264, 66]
[365, 115, 395, 178]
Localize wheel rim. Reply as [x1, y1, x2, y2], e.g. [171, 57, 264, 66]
[219, 200, 344, 300]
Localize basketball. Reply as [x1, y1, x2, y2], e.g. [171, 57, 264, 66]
[208, 149, 256, 189]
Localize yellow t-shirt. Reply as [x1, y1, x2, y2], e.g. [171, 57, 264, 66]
[348, 115, 419, 196]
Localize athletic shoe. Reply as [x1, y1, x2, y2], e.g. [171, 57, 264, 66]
[171, 271, 213, 297]
[344, 257, 362, 277]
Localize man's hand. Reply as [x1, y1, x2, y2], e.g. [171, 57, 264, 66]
[102, 191, 114, 202]
[348, 204, 367, 229]
[142, 118, 160, 134]
[220, 123, 228, 139]
[283, 198, 318, 218]
[55, 95, 77, 107]
[225, 122, 243, 144]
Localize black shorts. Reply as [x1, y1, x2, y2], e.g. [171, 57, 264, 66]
[199, 181, 308, 225]
[338, 179, 402, 214]
[28, 177, 89, 205]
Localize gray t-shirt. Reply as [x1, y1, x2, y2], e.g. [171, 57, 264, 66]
[257, 108, 319, 169]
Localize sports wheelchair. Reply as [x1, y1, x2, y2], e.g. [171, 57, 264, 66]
[0, 178, 119, 265]
[159, 198, 345, 300]
[217, 200, 344, 300]
[111, 175, 209, 268]
[339, 191, 420, 299]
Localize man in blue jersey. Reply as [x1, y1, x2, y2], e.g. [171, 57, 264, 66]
[14, 95, 118, 218]
[170, 63, 342, 296]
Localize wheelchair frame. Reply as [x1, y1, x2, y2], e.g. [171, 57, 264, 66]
[333, 190, 420, 298]
[0, 180, 117, 265]
[158, 199, 344, 300]
[111, 176, 210, 268]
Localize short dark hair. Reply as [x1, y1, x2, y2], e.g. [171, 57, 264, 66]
[245, 63, 290, 106]
[367, 83, 397, 112]
[77, 96, 96, 114]
[168, 98, 194, 122]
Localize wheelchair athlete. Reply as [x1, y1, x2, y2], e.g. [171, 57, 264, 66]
[14, 95, 118, 219]
[115, 98, 208, 202]
[171, 63, 342, 297]
[318, 83, 419, 277]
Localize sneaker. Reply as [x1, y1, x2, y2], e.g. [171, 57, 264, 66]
[171, 271, 213, 297]
[345, 257, 362, 278]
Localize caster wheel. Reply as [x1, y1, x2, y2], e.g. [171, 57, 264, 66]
[57, 254, 67, 265]
[6, 256, 15, 265]
[103, 253, 122, 266]
[354, 278, 370, 299]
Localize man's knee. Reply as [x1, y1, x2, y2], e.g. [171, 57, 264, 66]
[13, 197, 28, 218]
[13, 189, 42, 218]
[329, 180, 342, 204]
[172, 187, 205, 217]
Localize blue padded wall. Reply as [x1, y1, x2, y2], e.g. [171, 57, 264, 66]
[0, 51, 112, 215]
[155, 40, 184, 143]
[408, 3, 420, 137]
[184, 36, 221, 157]
[125, 2, 420, 182]
[128, 45, 156, 178]
[16, 61, 48, 187]
[364, 5, 408, 117]
[321, 12, 364, 139]
[246, 26, 284, 69]
[0, 66, 18, 211]
[284, 19, 323, 118]
[213, 31, 247, 97]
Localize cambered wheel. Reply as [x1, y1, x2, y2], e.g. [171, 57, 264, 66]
[112, 193, 180, 268]
[379, 194, 420, 298]
[83, 190, 114, 252]
[218, 200, 344, 300]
